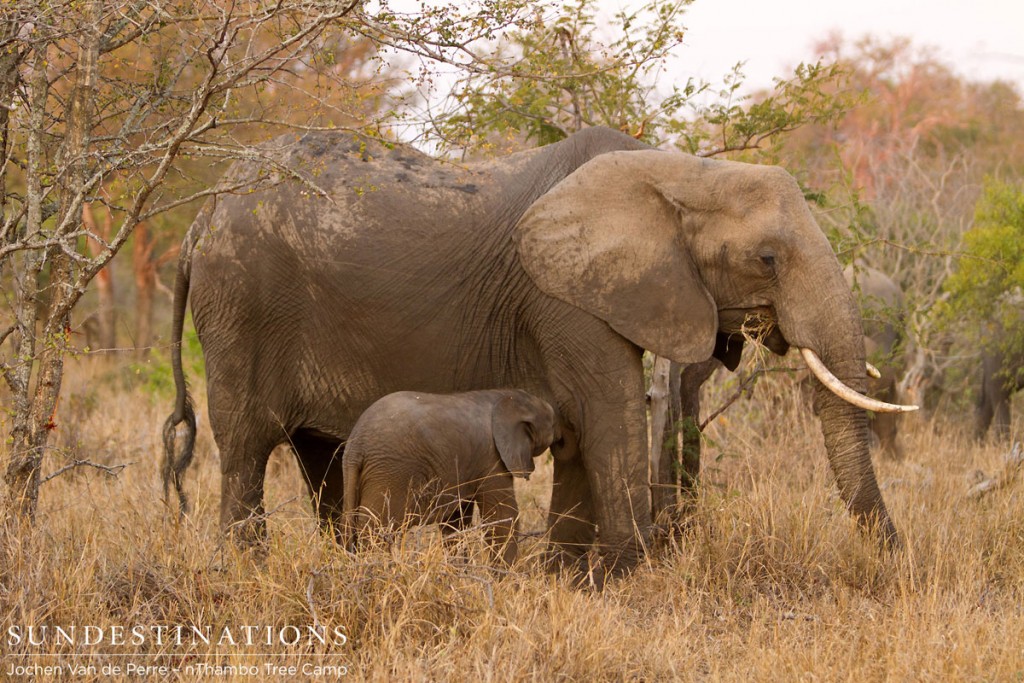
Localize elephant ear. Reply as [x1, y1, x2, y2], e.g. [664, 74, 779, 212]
[515, 150, 717, 363]
[492, 393, 540, 480]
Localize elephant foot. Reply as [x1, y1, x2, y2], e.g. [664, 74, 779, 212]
[214, 531, 270, 571]
[542, 547, 606, 591]
[651, 504, 699, 551]
[222, 510, 270, 554]
[570, 551, 606, 591]
[590, 533, 647, 584]
[563, 544, 639, 592]
[544, 542, 591, 576]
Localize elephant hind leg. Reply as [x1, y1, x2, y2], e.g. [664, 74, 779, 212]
[291, 429, 345, 542]
[439, 499, 475, 558]
[217, 428, 281, 548]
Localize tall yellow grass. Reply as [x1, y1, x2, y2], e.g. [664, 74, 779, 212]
[2, 357, 1022, 681]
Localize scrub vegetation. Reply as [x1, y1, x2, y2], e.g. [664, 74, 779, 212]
[2, 358, 1022, 680]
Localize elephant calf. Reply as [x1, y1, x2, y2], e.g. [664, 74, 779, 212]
[342, 389, 558, 565]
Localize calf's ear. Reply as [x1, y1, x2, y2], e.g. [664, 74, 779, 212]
[492, 394, 539, 479]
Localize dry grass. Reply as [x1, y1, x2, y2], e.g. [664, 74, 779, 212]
[2, 356, 1023, 681]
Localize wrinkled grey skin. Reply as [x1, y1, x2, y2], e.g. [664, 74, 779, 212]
[341, 389, 557, 565]
[163, 126, 897, 579]
[843, 263, 907, 460]
[975, 343, 1024, 441]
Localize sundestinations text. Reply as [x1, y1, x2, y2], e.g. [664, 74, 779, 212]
[7, 624, 348, 648]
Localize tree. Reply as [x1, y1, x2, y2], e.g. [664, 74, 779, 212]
[427, 0, 693, 151]
[1, 0, 380, 522]
[420, 0, 854, 158]
[941, 179, 1024, 365]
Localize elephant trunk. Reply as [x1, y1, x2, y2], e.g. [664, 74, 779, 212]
[784, 262, 900, 549]
[810, 332, 900, 548]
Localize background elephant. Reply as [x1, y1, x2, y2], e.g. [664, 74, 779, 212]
[341, 389, 557, 566]
[975, 342, 1024, 440]
[843, 262, 908, 460]
[164, 126, 908, 579]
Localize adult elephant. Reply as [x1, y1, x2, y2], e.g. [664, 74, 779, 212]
[843, 263, 908, 459]
[163, 127, 912, 578]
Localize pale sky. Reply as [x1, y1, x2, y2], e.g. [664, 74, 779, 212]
[671, 0, 1024, 92]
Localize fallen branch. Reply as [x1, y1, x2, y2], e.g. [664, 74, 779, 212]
[967, 442, 1023, 499]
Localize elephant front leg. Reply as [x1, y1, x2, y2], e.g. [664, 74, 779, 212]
[546, 454, 597, 573]
[547, 400, 652, 581]
[583, 410, 652, 579]
[291, 431, 346, 542]
[478, 481, 521, 567]
[543, 340, 651, 582]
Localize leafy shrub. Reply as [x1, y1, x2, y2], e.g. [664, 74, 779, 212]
[124, 322, 205, 400]
[940, 178, 1024, 384]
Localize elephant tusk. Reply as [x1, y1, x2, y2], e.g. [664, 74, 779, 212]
[800, 348, 919, 413]
[866, 362, 881, 379]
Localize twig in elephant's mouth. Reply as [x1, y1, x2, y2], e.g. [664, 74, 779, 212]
[691, 312, 779, 430]
[740, 314, 778, 364]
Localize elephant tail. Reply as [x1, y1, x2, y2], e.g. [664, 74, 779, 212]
[342, 456, 362, 552]
[162, 247, 197, 517]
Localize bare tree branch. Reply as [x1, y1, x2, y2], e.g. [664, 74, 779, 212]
[40, 458, 133, 485]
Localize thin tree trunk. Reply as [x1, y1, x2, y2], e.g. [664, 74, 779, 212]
[83, 203, 117, 351]
[0, 23, 17, 263]
[5, 1, 101, 520]
[648, 355, 673, 521]
[133, 223, 156, 358]
[5, 44, 52, 518]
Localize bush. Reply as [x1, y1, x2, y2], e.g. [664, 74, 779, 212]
[941, 178, 1024, 353]
[123, 322, 205, 400]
